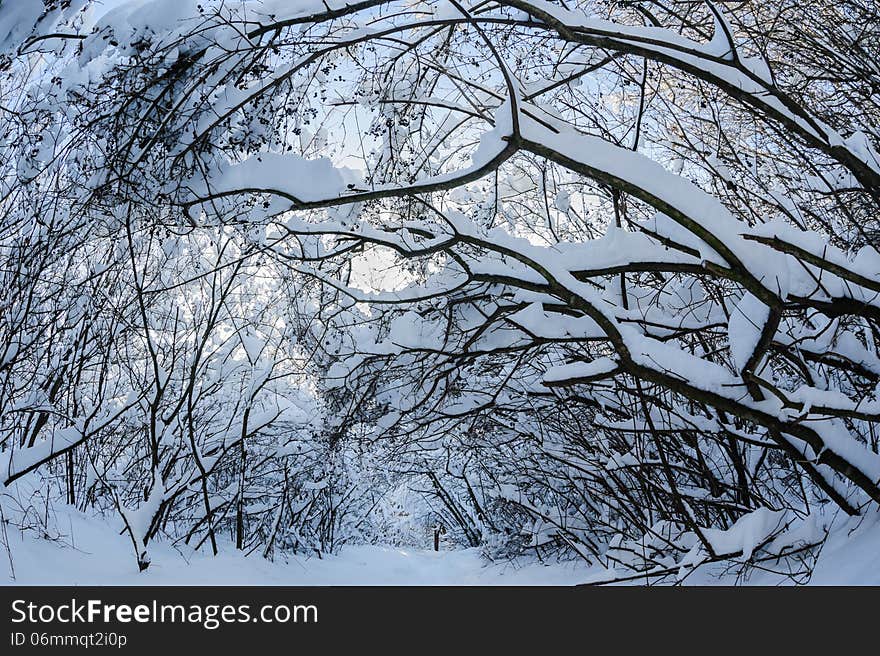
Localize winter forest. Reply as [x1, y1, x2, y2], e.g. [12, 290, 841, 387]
[1, 0, 880, 586]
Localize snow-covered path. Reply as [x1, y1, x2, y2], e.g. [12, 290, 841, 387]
[3, 509, 880, 585]
[0, 511, 595, 585]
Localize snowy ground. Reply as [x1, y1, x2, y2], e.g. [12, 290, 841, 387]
[2, 509, 879, 585]
[0, 510, 593, 585]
